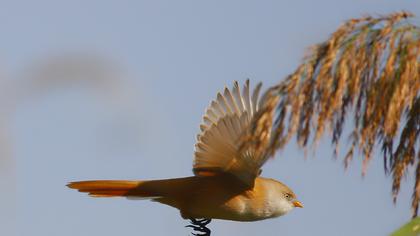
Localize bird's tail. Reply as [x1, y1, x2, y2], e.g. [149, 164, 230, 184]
[67, 177, 197, 200]
[67, 180, 149, 198]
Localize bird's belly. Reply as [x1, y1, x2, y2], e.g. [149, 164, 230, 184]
[183, 194, 273, 222]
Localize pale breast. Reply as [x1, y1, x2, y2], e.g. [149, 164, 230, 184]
[222, 177, 294, 221]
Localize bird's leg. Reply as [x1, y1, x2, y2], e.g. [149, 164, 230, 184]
[186, 218, 212, 236]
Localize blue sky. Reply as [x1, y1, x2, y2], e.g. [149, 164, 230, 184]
[1, 1, 419, 235]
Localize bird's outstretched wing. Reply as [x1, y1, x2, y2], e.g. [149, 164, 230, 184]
[193, 80, 275, 187]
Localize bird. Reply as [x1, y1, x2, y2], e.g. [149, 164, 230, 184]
[67, 80, 303, 232]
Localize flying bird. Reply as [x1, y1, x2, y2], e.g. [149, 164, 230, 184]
[67, 80, 303, 234]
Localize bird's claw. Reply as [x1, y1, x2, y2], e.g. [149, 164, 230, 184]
[186, 218, 211, 236]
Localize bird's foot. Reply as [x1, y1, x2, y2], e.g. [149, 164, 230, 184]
[186, 218, 212, 236]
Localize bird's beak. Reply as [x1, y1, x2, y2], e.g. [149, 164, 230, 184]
[293, 200, 303, 208]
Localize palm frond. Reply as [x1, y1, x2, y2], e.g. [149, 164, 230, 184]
[243, 11, 420, 217]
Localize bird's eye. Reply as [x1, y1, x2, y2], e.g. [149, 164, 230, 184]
[285, 194, 290, 199]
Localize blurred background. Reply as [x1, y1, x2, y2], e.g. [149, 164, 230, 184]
[1, 1, 419, 235]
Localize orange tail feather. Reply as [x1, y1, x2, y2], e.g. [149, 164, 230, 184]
[67, 180, 154, 198]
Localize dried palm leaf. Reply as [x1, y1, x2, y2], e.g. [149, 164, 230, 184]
[243, 11, 420, 217]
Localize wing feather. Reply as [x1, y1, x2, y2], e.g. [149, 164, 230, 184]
[232, 81, 246, 113]
[251, 82, 262, 113]
[242, 80, 252, 117]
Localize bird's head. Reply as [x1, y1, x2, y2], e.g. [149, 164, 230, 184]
[270, 180, 303, 216]
[282, 190, 303, 209]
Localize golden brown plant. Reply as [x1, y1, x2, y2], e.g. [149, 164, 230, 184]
[243, 11, 420, 217]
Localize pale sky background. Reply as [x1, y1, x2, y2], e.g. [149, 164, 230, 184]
[1, 1, 420, 236]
